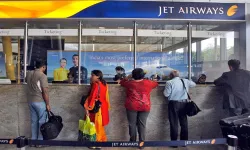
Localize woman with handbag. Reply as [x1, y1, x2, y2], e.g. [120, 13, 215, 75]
[84, 70, 110, 142]
[119, 68, 158, 144]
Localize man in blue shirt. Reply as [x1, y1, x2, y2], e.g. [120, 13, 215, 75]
[163, 70, 196, 145]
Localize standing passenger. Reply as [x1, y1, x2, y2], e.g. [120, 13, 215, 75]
[26, 60, 51, 146]
[214, 59, 250, 116]
[119, 68, 158, 144]
[84, 70, 110, 142]
[163, 70, 196, 147]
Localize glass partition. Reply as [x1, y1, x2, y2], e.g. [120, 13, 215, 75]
[0, 20, 246, 85]
[136, 22, 188, 81]
[81, 20, 134, 83]
[0, 21, 25, 84]
[26, 21, 79, 83]
[191, 24, 242, 82]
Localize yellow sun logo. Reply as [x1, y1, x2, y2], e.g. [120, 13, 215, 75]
[227, 5, 238, 17]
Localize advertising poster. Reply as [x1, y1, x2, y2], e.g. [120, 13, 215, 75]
[47, 51, 188, 82]
[0, 52, 6, 79]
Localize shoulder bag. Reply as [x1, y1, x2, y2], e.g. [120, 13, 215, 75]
[40, 111, 63, 140]
[180, 79, 201, 117]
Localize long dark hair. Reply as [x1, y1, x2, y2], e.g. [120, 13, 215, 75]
[92, 70, 107, 85]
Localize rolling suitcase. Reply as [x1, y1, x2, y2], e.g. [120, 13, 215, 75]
[219, 113, 250, 138]
[238, 124, 250, 150]
[220, 113, 250, 150]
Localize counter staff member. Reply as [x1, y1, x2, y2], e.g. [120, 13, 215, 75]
[113, 66, 126, 81]
[53, 58, 69, 81]
[26, 60, 51, 146]
[69, 54, 88, 84]
[163, 70, 196, 148]
[214, 59, 250, 116]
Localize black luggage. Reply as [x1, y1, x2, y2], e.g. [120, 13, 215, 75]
[219, 113, 250, 137]
[220, 113, 250, 150]
[40, 111, 63, 140]
[237, 124, 250, 150]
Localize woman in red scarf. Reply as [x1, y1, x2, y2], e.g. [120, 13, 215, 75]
[84, 70, 110, 142]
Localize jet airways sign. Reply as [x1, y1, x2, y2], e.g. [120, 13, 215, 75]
[158, 6, 225, 16]
[156, 3, 242, 19]
[74, 1, 245, 20]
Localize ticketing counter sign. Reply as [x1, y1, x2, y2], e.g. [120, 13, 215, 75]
[0, 1, 245, 20]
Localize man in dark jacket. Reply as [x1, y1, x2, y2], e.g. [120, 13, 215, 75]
[69, 54, 88, 84]
[214, 59, 250, 116]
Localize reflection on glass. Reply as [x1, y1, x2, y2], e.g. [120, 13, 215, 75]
[136, 23, 188, 81]
[0, 22, 24, 84]
[25, 21, 78, 83]
[81, 21, 134, 83]
[192, 24, 240, 82]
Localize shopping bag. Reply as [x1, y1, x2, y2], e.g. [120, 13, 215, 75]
[78, 116, 96, 141]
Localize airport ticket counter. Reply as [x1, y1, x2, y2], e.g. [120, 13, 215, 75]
[0, 1, 248, 149]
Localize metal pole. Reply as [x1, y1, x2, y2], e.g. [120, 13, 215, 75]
[16, 136, 26, 150]
[187, 22, 192, 80]
[78, 21, 82, 85]
[133, 21, 137, 69]
[23, 21, 28, 83]
[227, 135, 238, 150]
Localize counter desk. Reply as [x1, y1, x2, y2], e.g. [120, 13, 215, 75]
[0, 84, 227, 142]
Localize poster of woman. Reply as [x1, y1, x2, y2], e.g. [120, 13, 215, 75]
[53, 58, 69, 81]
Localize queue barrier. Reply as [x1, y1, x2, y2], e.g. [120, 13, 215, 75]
[0, 135, 238, 150]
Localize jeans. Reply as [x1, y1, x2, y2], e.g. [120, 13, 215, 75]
[168, 101, 188, 141]
[29, 102, 47, 140]
[126, 110, 149, 142]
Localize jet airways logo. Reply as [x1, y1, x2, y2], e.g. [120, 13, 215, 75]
[227, 5, 238, 16]
[158, 5, 238, 17]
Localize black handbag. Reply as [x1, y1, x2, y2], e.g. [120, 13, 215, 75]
[181, 79, 201, 117]
[40, 111, 63, 140]
[80, 84, 102, 113]
[80, 95, 88, 107]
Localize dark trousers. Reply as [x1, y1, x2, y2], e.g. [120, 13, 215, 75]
[168, 101, 188, 141]
[126, 110, 149, 142]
